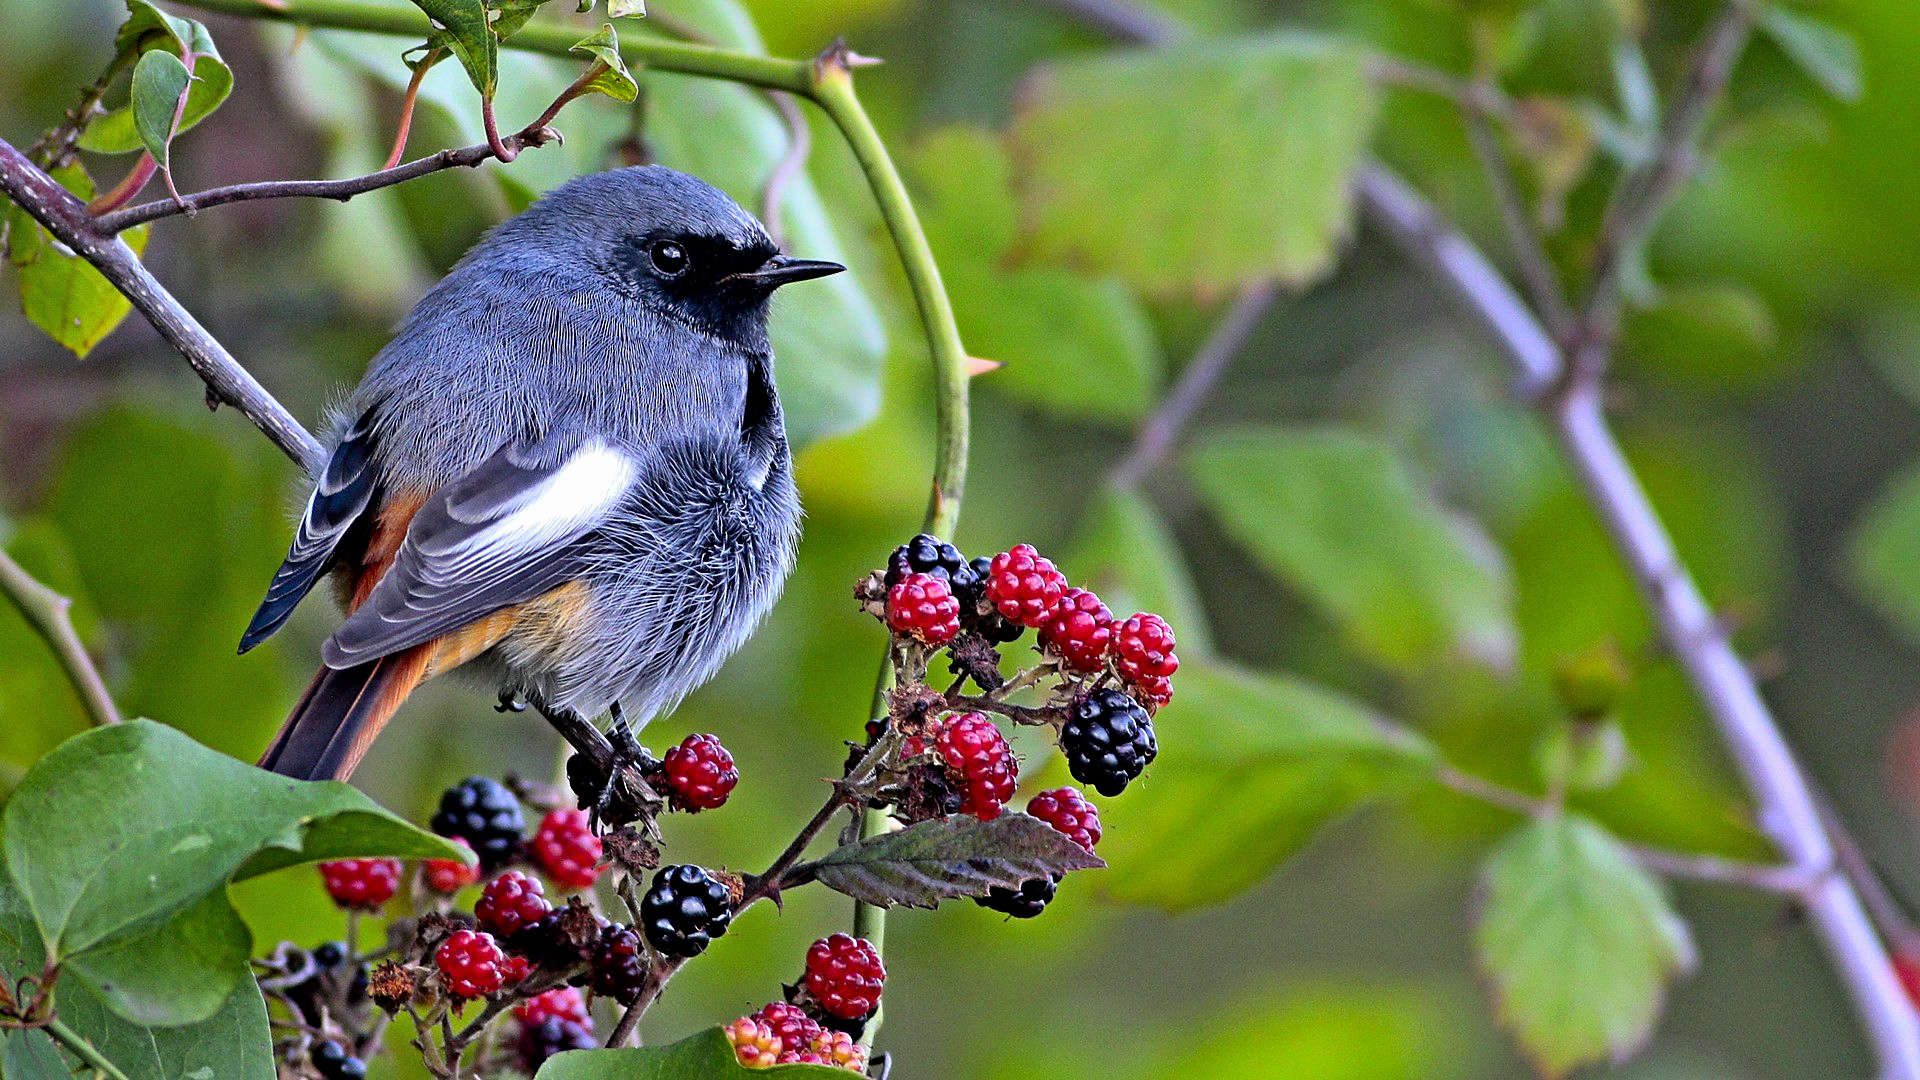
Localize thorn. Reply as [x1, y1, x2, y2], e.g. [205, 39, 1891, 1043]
[964, 355, 1002, 377]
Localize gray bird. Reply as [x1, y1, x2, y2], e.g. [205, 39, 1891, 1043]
[239, 165, 841, 784]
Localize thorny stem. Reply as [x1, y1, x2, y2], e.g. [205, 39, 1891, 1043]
[0, 550, 120, 728]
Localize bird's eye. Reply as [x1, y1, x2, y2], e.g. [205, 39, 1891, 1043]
[649, 240, 690, 277]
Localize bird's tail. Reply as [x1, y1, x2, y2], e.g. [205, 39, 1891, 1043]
[260, 645, 431, 781]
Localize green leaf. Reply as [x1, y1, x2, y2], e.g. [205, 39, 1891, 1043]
[807, 814, 1103, 909]
[1066, 488, 1213, 657]
[570, 23, 639, 103]
[80, 8, 234, 157]
[5, 165, 150, 357]
[1846, 460, 1920, 646]
[537, 1027, 851, 1079]
[1, 1028, 68, 1080]
[1012, 34, 1379, 295]
[411, 0, 497, 98]
[61, 887, 251, 1026]
[1187, 426, 1515, 670]
[129, 48, 192, 172]
[1098, 659, 1437, 908]
[0, 874, 273, 1080]
[1476, 814, 1695, 1077]
[910, 127, 1161, 421]
[1762, 7, 1864, 103]
[3, 720, 459, 964]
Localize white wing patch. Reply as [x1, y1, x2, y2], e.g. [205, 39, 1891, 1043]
[457, 442, 636, 556]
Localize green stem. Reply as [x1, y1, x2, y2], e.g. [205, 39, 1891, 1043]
[174, 0, 812, 91]
[809, 61, 971, 1048]
[45, 1017, 133, 1080]
[0, 550, 120, 728]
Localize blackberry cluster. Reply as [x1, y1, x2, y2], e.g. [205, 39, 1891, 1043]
[976, 876, 1058, 919]
[429, 776, 524, 873]
[590, 923, 648, 1005]
[639, 864, 733, 958]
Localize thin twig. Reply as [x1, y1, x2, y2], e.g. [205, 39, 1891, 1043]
[44, 1018, 133, 1080]
[1818, 792, 1920, 953]
[0, 137, 324, 470]
[1567, 0, 1758, 388]
[1107, 280, 1277, 490]
[1460, 99, 1576, 342]
[738, 730, 902, 909]
[761, 91, 811, 248]
[0, 550, 119, 727]
[1436, 764, 1818, 894]
[28, 49, 138, 169]
[94, 127, 561, 235]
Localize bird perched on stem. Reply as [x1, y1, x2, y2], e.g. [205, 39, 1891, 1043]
[239, 166, 841, 812]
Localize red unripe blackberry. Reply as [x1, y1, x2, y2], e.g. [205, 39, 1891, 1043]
[983, 543, 1067, 628]
[1113, 612, 1178, 681]
[318, 858, 402, 911]
[531, 807, 602, 889]
[435, 928, 511, 1000]
[590, 923, 648, 1005]
[1061, 689, 1158, 796]
[935, 713, 1017, 821]
[726, 1017, 781, 1067]
[514, 986, 589, 1027]
[803, 934, 885, 1020]
[1026, 787, 1102, 853]
[1128, 672, 1174, 711]
[422, 837, 480, 894]
[517, 1016, 595, 1070]
[429, 776, 525, 873]
[660, 733, 738, 812]
[752, 1001, 822, 1052]
[797, 1029, 867, 1072]
[1039, 587, 1114, 672]
[976, 875, 1057, 918]
[886, 572, 961, 646]
[475, 870, 552, 937]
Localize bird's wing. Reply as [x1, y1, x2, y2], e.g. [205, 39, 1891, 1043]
[320, 434, 636, 669]
[239, 411, 380, 652]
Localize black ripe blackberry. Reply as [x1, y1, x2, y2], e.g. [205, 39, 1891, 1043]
[955, 555, 1021, 643]
[639, 865, 733, 958]
[975, 876, 1058, 919]
[885, 533, 970, 589]
[1061, 689, 1158, 796]
[518, 1016, 596, 1070]
[429, 776, 525, 872]
[590, 924, 648, 1004]
[310, 1040, 367, 1080]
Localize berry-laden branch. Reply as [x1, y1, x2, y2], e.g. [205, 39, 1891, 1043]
[0, 550, 120, 728]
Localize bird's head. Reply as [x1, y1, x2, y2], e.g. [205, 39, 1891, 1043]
[505, 165, 843, 346]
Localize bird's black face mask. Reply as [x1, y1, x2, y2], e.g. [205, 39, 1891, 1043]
[608, 231, 843, 343]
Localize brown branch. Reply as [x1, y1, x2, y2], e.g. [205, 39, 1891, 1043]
[93, 126, 561, 236]
[0, 550, 120, 728]
[0, 136, 324, 469]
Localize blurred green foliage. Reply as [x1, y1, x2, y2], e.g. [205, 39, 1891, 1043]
[5, 0, 1920, 1076]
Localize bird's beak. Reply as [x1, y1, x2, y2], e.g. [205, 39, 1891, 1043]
[734, 254, 846, 287]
